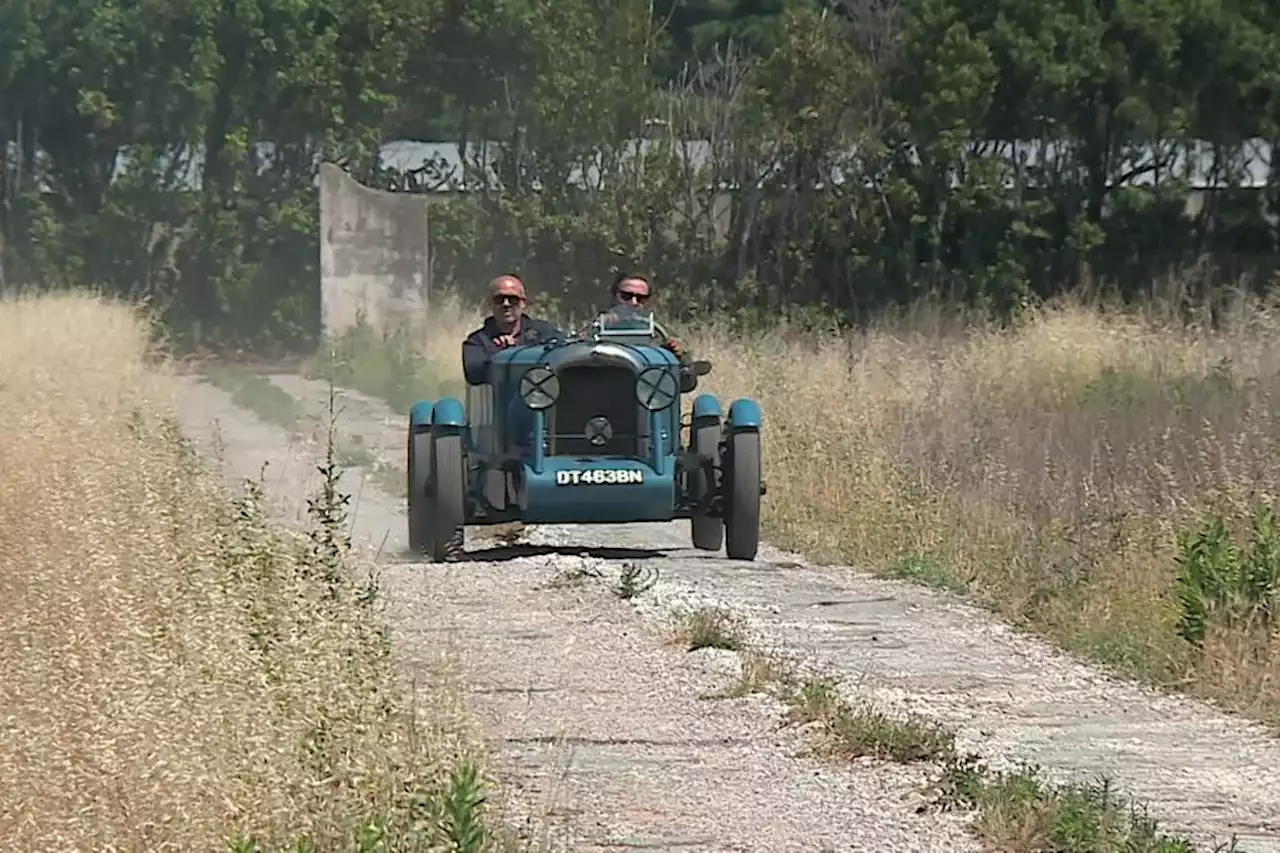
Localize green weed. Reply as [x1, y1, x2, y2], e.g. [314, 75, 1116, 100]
[1176, 503, 1280, 650]
[205, 365, 306, 430]
[309, 315, 464, 414]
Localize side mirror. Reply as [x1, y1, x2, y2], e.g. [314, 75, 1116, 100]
[690, 360, 712, 377]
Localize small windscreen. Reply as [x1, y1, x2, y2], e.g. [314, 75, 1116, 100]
[593, 305, 655, 335]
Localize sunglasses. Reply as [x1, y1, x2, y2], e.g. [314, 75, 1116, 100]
[491, 294, 524, 307]
[616, 290, 650, 305]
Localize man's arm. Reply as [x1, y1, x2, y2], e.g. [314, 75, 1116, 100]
[462, 333, 492, 386]
[649, 321, 687, 361]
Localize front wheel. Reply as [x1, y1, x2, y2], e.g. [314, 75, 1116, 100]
[407, 429, 432, 553]
[690, 417, 723, 552]
[723, 430, 761, 561]
[427, 432, 466, 563]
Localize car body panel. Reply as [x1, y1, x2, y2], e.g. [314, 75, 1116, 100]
[692, 392, 722, 422]
[726, 398, 762, 431]
[409, 400, 433, 430]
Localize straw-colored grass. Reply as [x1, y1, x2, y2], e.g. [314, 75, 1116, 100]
[690, 295, 1280, 723]
[312, 289, 1280, 726]
[0, 291, 501, 851]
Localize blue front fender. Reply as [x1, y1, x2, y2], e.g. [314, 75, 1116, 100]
[692, 393, 722, 423]
[726, 398, 762, 432]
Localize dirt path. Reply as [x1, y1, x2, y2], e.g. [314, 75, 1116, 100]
[176, 374, 982, 852]
[256, 372, 1280, 853]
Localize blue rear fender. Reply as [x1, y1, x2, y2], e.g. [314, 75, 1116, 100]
[409, 400, 434, 432]
[726, 398, 762, 433]
[430, 397, 467, 437]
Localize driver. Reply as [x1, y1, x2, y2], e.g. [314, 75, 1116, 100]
[462, 275, 562, 386]
[607, 274, 688, 360]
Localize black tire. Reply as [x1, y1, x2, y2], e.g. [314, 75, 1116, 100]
[723, 430, 761, 561]
[428, 432, 466, 563]
[690, 418, 723, 552]
[407, 428, 432, 553]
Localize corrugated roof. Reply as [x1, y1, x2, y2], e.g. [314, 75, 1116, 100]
[6, 137, 1275, 193]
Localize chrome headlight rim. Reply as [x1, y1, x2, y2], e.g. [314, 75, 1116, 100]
[519, 364, 559, 410]
[636, 366, 679, 411]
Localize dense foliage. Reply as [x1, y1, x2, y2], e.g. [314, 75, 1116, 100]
[3, 0, 1280, 347]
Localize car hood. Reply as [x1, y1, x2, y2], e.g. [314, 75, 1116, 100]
[539, 340, 651, 374]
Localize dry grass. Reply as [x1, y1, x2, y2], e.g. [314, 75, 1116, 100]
[0, 292, 503, 851]
[312, 287, 1280, 726]
[684, 294, 1280, 724]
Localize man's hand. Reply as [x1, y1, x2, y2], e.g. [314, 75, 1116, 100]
[494, 334, 518, 348]
[666, 336, 686, 359]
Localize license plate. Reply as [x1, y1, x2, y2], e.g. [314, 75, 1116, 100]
[555, 468, 645, 485]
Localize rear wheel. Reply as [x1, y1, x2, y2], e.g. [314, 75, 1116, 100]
[428, 432, 466, 563]
[407, 429, 432, 553]
[690, 417, 723, 552]
[723, 430, 761, 561]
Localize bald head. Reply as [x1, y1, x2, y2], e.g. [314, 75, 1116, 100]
[488, 274, 527, 332]
[489, 274, 526, 299]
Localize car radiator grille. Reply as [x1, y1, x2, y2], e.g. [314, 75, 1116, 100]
[550, 365, 639, 457]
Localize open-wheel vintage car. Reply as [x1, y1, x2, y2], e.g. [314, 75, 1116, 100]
[406, 307, 765, 562]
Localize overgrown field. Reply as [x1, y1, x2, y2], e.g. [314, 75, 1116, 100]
[311, 291, 1280, 727]
[0, 292, 505, 851]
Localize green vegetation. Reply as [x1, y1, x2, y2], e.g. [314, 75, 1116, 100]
[6, 0, 1280, 347]
[782, 676, 957, 764]
[930, 757, 1206, 853]
[205, 365, 307, 431]
[308, 317, 465, 414]
[669, 606, 750, 652]
[1175, 507, 1280, 653]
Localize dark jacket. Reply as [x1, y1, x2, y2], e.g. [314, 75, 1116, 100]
[462, 315, 563, 386]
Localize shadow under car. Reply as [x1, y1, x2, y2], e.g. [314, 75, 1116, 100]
[395, 542, 669, 563]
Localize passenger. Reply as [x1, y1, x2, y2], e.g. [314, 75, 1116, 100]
[462, 275, 562, 386]
[607, 273, 688, 360]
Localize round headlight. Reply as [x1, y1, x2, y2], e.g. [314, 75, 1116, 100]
[636, 366, 678, 411]
[519, 365, 559, 410]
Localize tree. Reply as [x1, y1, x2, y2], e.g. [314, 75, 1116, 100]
[0, 0, 440, 348]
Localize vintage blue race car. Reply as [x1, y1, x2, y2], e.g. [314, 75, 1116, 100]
[406, 308, 765, 562]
